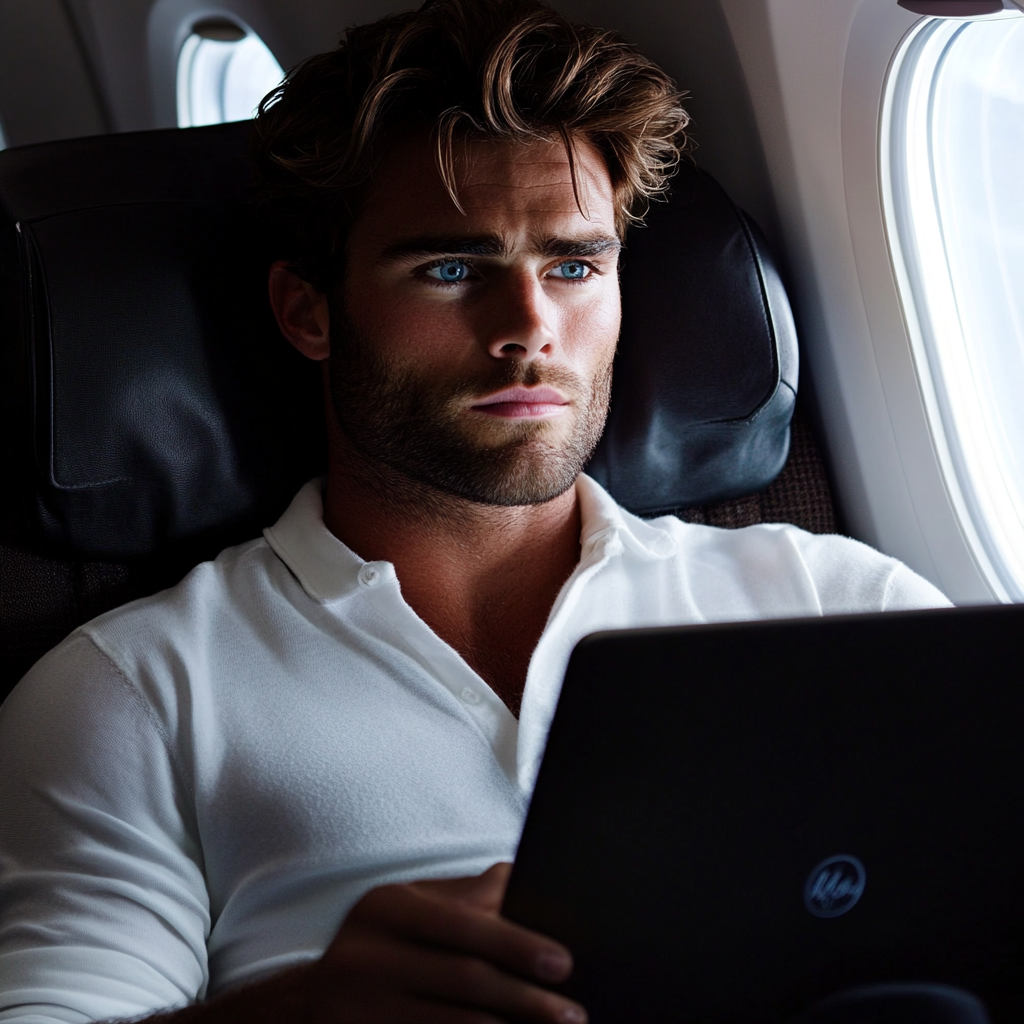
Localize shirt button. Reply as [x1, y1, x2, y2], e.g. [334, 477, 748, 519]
[460, 687, 481, 705]
[358, 565, 381, 587]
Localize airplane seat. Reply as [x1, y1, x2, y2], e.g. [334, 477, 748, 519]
[0, 121, 835, 701]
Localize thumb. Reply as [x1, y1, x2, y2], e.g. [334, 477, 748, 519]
[422, 861, 513, 913]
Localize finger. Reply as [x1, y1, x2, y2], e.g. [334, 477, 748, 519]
[350, 884, 574, 984]
[413, 949, 586, 1024]
[339, 937, 586, 1024]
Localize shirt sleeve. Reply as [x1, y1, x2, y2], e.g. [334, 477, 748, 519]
[881, 562, 954, 612]
[0, 634, 209, 1023]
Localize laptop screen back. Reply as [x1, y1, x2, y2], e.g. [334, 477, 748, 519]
[503, 605, 1024, 1023]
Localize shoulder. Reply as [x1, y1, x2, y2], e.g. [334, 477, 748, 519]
[628, 509, 950, 617]
[669, 517, 948, 614]
[3, 534, 283, 732]
[80, 535, 279, 667]
[577, 473, 949, 617]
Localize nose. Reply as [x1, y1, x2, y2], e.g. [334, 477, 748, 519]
[485, 272, 557, 362]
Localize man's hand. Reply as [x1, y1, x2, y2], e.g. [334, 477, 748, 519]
[311, 861, 586, 1023]
[139, 862, 586, 1024]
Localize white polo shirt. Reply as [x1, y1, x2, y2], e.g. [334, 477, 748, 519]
[0, 476, 949, 1023]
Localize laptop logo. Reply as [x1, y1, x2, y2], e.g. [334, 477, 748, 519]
[804, 855, 866, 918]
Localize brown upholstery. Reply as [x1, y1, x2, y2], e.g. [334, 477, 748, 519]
[674, 406, 837, 535]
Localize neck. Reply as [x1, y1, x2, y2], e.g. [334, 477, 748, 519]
[322, 432, 583, 717]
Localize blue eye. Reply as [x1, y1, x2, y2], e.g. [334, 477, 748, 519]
[553, 260, 589, 280]
[427, 260, 470, 283]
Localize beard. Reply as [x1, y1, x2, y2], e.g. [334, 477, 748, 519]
[326, 310, 613, 508]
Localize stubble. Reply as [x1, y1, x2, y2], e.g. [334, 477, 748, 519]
[326, 309, 613, 510]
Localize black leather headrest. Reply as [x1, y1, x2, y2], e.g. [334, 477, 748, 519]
[0, 122, 796, 560]
[587, 167, 797, 513]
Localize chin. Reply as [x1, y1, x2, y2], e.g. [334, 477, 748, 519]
[410, 437, 591, 508]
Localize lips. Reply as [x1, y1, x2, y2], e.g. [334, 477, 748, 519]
[470, 385, 570, 419]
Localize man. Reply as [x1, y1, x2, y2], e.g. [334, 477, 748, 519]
[0, 1, 949, 1022]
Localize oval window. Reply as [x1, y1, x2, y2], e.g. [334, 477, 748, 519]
[883, 12, 1024, 600]
[176, 19, 284, 128]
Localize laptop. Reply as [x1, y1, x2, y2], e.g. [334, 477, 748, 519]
[502, 604, 1024, 1023]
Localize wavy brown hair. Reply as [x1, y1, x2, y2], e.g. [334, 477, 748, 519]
[251, 0, 690, 289]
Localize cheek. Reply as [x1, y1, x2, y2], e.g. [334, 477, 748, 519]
[391, 301, 481, 364]
[562, 289, 621, 366]
[344, 282, 473, 365]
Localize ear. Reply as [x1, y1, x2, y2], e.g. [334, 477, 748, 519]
[268, 261, 331, 361]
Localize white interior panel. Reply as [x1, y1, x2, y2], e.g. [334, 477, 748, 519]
[721, 0, 997, 602]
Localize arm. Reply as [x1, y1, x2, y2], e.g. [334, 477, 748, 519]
[124, 864, 585, 1024]
[0, 639, 582, 1024]
[0, 636, 210, 1022]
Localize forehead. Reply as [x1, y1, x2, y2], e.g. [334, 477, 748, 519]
[352, 135, 617, 246]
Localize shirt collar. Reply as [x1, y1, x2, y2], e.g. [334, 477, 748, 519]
[575, 473, 679, 562]
[263, 474, 678, 607]
[263, 478, 369, 605]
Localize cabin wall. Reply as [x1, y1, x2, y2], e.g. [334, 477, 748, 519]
[0, 0, 108, 145]
[718, 0, 993, 601]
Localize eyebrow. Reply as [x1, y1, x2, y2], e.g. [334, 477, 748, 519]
[539, 236, 622, 259]
[378, 234, 621, 264]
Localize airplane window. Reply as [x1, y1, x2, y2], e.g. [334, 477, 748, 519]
[884, 12, 1024, 601]
[176, 20, 284, 128]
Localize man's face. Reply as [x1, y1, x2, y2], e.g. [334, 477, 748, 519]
[330, 134, 622, 507]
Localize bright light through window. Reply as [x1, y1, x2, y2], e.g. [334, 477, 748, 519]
[883, 12, 1024, 601]
[177, 24, 284, 128]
